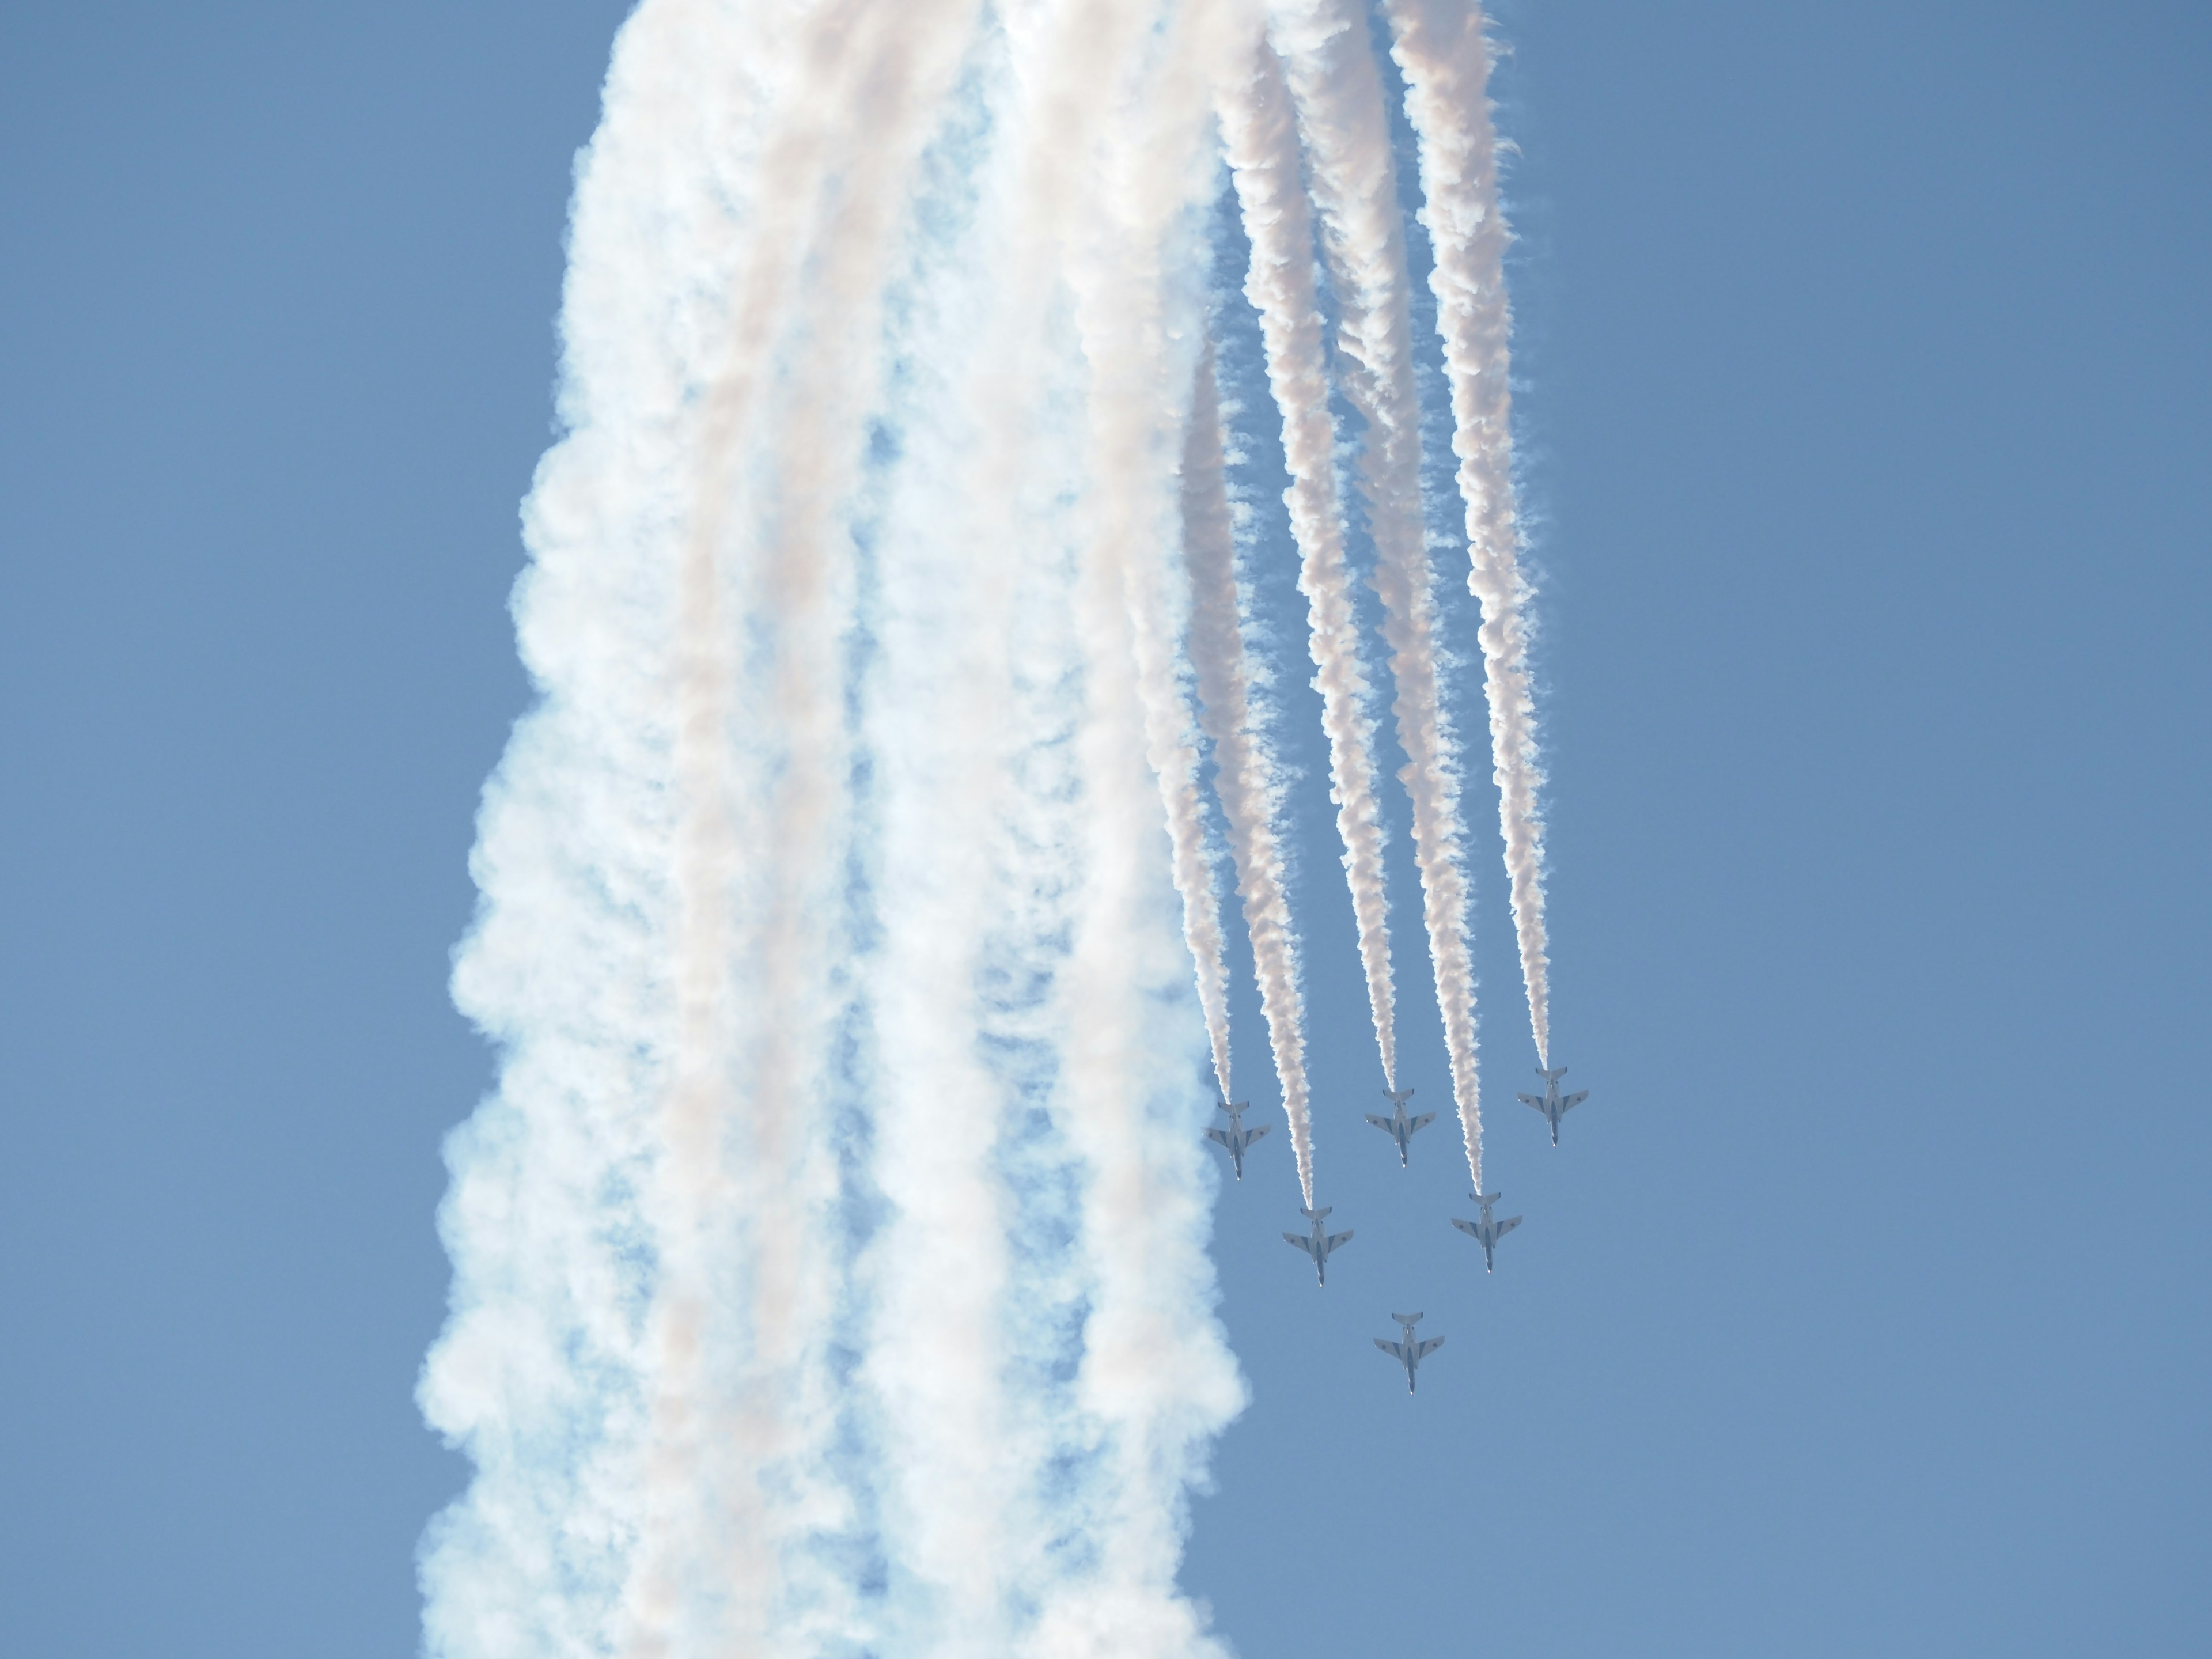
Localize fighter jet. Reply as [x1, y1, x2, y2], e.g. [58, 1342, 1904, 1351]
[1203, 1099, 1271, 1181]
[1374, 1312, 1445, 1393]
[1450, 1190, 1524, 1272]
[1282, 1206, 1355, 1285]
[1517, 1066, 1589, 1146]
[1363, 1087, 1436, 1168]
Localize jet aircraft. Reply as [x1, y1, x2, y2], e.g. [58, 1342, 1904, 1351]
[1518, 1066, 1589, 1146]
[1204, 1099, 1270, 1181]
[1374, 1312, 1445, 1393]
[1282, 1205, 1354, 1285]
[1363, 1087, 1435, 1168]
[1450, 1190, 1523, 1271]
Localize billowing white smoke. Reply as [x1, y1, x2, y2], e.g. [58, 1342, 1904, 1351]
[1385, 0, 1552, 1074]
[422, 1, 1247, 1654]
[1271, 0, 1485, 1185]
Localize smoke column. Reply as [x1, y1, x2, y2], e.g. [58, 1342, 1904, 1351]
[1385, 0, 1554, 1072]
[1215, 31, 1401, 1100]
[1272, 0, 1485, 1183]
[1181, 344, 1315, 1203]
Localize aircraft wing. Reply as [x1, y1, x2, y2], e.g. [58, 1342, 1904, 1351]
[1415, 1336, 1445, 1359]
[1363, 1113, 1391, 1131]
[1517, 1093, 1546, 1111]
[1246, 1123, 1271, 1143]
[1495, 1215, 1522, 1238]
[1325, 1229, 1354, 1251]
[1411, 1112, 1435, 1132]
[1450, 1217, 1479, 1237]
[1374, 1338, 1408, 1361]
[1283, 1232, 1315, 1255]
[1562, 1090, 1589, 1112]
[1205, 1127, 1232, 1149]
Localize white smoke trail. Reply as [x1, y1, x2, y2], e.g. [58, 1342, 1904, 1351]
[1214, 30, 1401, 1099]
[1384, 0, 1552, 1072]
[1271, 0, 1484, 1184]
[1180, 343, 1315, 1204]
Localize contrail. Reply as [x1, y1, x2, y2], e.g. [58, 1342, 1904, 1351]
[1181, 342, 1315, 1204]
[1385, 0, 1553, 1071]
[1215, 29, 1401, 1098]
[1272, 0, 1486, 1183]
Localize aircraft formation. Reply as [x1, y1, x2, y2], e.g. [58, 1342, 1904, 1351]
[1206, 1066, 1592, 1393]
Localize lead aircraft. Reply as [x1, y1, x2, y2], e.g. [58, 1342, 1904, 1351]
[1363, 1087, 1435, 1168]
[1203, 1099, 1270, 1181]
[1451, 1190, 1524, 1271]
[1374, 1312, 1445, 1393]
[1518, 1066, 1589, 1146]
[1282, 1205, 1354, 1285]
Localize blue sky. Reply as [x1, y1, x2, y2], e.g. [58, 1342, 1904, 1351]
[2, 2, 2206, 1655]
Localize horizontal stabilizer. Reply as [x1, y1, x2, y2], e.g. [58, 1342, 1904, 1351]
[1301, 1205, 1331, 1220]
[1391, 1311, 1423, 1325]
[1476, 1190, 1502, 1206]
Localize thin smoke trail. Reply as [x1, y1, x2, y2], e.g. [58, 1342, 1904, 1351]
[1385, 0, 1552, 1077]
[1215, 29, 1400, 1101]
[1271, 0, 1484, 1184]
[1181, 342, 1315, 1204]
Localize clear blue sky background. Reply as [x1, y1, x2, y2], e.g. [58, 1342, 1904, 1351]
[2, 3, 2205, 1655]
